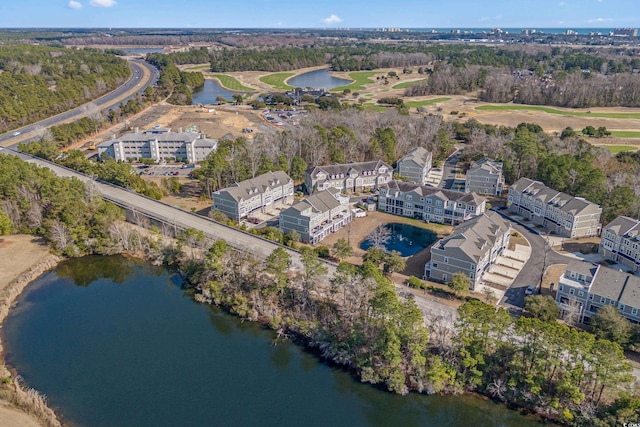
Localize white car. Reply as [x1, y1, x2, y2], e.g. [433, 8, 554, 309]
[525, 285, 536, 295]
[12, 131, 21, 136]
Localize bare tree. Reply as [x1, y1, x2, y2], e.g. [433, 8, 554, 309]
[50, 219, 72, 251]
[366, 225, 391, 250]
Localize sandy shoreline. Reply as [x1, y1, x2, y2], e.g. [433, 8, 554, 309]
[0, 235, 62, 427]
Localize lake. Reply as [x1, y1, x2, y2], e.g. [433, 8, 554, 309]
[360, 223, 438, 257]
[3, 256, 544, 427]
[287, 69, 351, 90]
[192, 79, 239, 105]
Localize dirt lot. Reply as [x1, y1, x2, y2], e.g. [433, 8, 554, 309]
[553, 237, 601, 255]
[0, 236, 50, 295]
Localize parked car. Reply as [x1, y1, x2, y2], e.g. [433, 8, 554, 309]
[247, 217, 260, 224]
[12, 131, 20, 136]
[525, 285, 536, 295]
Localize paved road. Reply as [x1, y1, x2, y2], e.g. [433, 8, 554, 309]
[0, 58, 158, 148]
[2, 148, 335, 278]
[493, 209, 575, 309]
[438, 149, 462, 190]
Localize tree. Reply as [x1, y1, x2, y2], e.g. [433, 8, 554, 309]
[523, 294, 560, 322]
[332, 238, 353, 262]
[299, 246, 328, 306]
[0, 211, 12, 235]
[232, 93, 243, 105]
[366, 225, 390, 250]
[590, 305, 632, 347]
[447, 272, 469, 297]
[265, 247, 291, 294]
[383, 250, 406, 275]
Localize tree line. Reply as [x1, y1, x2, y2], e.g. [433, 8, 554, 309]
[146, 53, 204, 105]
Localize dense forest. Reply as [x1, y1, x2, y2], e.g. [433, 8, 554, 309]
[146, 53, 204, 105]
[0, 45, 130, 133]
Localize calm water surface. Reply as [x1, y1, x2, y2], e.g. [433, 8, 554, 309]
[192, 79, 239, 105]
[288, 69, 351, 90]
[3, 256, 544, 427]
[360, 223, 437, 256]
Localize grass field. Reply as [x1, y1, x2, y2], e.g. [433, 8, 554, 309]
[362, 103, 387, 112]
[476, 105, 640, 119]
[209, 74, 255, 92]
[610, 131, 640, 138]
[259, 72, 295, 90]
[405, 97, 452, 108]
[392, 78, 428, 89]
[330, 72, 377, 92]
[184, 64, 210, 71]
[602, 145, 638, 153]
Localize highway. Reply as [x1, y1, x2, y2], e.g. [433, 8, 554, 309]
[0, 58, 158, 149]
[1, 147, 334, 277]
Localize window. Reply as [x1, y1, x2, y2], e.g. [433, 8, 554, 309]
[442, 274, 447, 282]
[610, 300, 616, 306]
[558, 284, 564, 291]
[578, 291, 584, 297]
[600, 296, 606, 303]
[633, 308, 638, 315]
[444, 257, 449, 264]
[619, 304, 625, 311]
[432, 263, 438, 268]
[589, 294, 594, 300]
[569, 288, 575, 295]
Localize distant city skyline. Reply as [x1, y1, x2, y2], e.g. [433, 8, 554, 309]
[0, 0, 638, 29]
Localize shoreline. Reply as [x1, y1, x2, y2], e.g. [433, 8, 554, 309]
[0, 242, 62, 427]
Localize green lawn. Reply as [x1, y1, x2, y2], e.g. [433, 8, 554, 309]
[209, 74, 255, 92]
[184, 64, 210, 71]
[330, 71, 377, 92]
[405, 97, 452, 108]
[259, 72, 295, 90]
[602, 145, 638, 153]
[362, 103, 387, 112]
[392, 78, 428, 89]
[476, 105, 640, 119]
[610, 131, 640, 138]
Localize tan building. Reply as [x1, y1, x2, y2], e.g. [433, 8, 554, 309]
[304, 161, 392, 194]
[212, 171, 294, 222]
[464, 158, 504, 196]
[507, 178, 602, 238]
[425, 212, 511, 290]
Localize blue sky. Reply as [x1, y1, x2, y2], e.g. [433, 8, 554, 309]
[0, 0, 638, 28]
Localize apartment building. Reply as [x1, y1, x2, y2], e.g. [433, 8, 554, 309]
[378, 180, 486, 225]
[556, 260, 640, 324]
[425, 212, 511, 290]
[97, 126, 217, 163]
[464, 158, 505, 196]
[304, 161, 392, 194]
[279, 188, 351, 244]
[507, 178, 602, 238]
[212, 171, 294, 222]
[599, 215, 640, 271]
[396, 147, 432, 185]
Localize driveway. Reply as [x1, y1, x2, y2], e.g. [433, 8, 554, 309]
[438, 149, 461, 190]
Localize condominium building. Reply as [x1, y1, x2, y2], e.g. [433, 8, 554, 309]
[507, 178, 602, 238]
[599, 216, 640, 271]
[378, 180, 486, 225]
[464, 158, 505, 196]
[97, 126, 217, 163]
[556, 260, 640, 324]
[304, 161, 392, 194]
[425, 212, 511, 290]
[279, 188, 351, 244]
[212, 171, 294, 222]
[396, 147, 432, 185]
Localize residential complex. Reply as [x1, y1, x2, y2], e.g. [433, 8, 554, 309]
[556, 260, 640, 324]
[97, 126, 218, 163]
[378, 180, 486, 225]
[425, 212, 511, 290]
[464, 158, 505, 196]
[304, 161, 392, 194]
[279, 188, 351, 244]
[599, 216, 640, 271]
[507, 178, 602, 238]
[396, 147, 432, 185]
[212, 171, 294, 222]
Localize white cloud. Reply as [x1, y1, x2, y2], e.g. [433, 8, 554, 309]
[321, 14, 342, 25]
[67, 0, 82, 9]
[89, 0, 117, 7]
[587, 17, 612, 23]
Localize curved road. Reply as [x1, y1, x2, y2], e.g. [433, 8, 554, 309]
[0, 58, 158, 149]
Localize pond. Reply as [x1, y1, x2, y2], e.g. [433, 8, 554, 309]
[3, 256, 545, 427]
[287, 69, 351, 90]
[360, 223, 437, 257]
[192, 79, 240, 105]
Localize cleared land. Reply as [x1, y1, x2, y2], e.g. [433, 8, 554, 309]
[331, 72, 377, 92]
[405, 97, 452, 108]
[259, 72, 295, 90]
[476, 104, 640, 120]
[209, 74, 256, 92]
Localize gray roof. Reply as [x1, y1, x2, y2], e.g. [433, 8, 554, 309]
[97, 129, 217, 148]
[468, 158, 503, 175]
[282, 189, 344, 217]
[215, 171, 292, 202]
[603, 216, 640, 237]
[565, 260, 598, 280]
[382, 180, 485, 206]
[433, 211, 510, 263]
[397, 147, 432, 167]
[306, 160, 392, 178]
[510, 177, 601, 216]
[591, 266, 640, 308]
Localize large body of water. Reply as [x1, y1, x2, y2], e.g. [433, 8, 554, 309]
[287, 69, 351, 90]
[192, 79, 238, 105]
[360, 223, 437, 257]
[3, 256, 544, 427]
